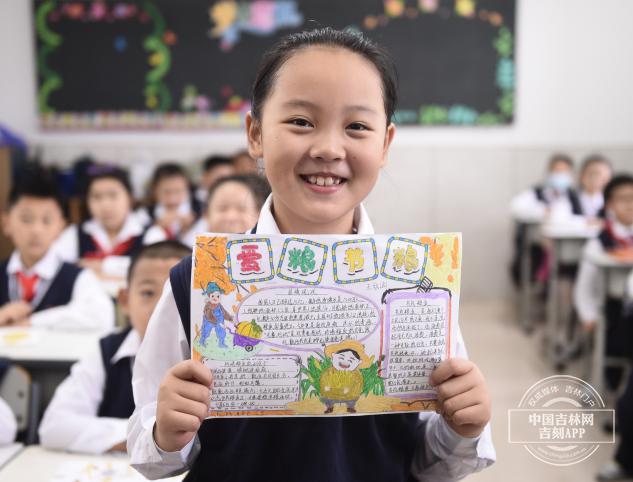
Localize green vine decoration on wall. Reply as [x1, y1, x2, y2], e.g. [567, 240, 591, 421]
[35, 0, 63, 113]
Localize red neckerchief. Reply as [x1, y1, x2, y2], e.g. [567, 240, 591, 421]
[83, 236, 137, 259]
[17, 272, 40, 302]
[606, 220, 633, 248]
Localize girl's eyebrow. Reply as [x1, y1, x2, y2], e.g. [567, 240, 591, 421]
[282, 99, 377, 115]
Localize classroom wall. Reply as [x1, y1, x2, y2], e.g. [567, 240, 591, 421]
[1, 0, 632, 301]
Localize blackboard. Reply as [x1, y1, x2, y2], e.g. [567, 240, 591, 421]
[33, 0, 516, 129]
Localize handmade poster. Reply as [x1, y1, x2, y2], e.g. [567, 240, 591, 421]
[191, 233, 461, 417]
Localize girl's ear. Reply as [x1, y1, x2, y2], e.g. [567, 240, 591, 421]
[245, 111, 263, 160]
[380, 122, 396, 169]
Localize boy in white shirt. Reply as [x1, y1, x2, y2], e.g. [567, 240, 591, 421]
[39, 241, 190, 454]
[0, 167, 113, 331]
[574, 174, 633, 390]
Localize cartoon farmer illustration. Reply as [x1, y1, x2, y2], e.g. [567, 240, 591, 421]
[320, 340, 374, 414]
[200, 281, 234, 348]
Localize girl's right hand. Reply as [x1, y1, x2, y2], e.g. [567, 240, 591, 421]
[154, 360, 212, 453]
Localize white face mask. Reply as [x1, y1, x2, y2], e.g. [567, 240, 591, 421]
[548, 172, 573, 192]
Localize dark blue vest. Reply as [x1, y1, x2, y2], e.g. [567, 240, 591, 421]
[78, 224, 145, 259]
[0, 260, 82, 312]
[170, 256, 420, 482]
[533, 186, 583, 215]
[97, 327, 135, 418]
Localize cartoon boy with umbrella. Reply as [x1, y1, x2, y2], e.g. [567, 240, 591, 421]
[200, 281, 234, 348]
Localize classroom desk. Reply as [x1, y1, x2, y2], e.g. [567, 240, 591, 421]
[0, 446, 184, 481]
[0, 444, 22, 471]
[0, 328, 105, 412]
[584, 250, 633, 398]
[541, 222, 600, 366]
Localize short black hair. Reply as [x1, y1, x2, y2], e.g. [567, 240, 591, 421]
[334, 349, 361, 360]
[81, 164, 133, 221]
[203, 155, 233, 173]
[604, 174, 633, 203]
[251, 27, 398, 126]
[207, 174, 271, 211]
[127, 240, 191, 283]
[6, 165, 67, 217]
[548, 153, 574, 171]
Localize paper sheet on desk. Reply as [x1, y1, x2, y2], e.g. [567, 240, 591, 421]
[191, 233, 462, 418]
[49, 460, 183, 482]
[0, 329, 41, 347]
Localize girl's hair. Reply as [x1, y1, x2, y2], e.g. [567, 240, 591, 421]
[149, 162, 194, 203]
[81, 164, 133, 221]
[251, 27, 398, 125]
[207, 174, 271, 211]
[604, 174, 633, 203]
[580, 153, 612, 175]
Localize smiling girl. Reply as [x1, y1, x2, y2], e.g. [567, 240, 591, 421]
[128, 28, 494, 482]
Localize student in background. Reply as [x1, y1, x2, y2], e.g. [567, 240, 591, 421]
[143, 163, 201, 243]
[232, 149, 259, 175]
[54, 165, 147, 279]
[574, 174, 633, 389]
[578, 154, 613, 220]
[39, 241, 190, 454]
[510, 154, 582, 286]
[128, 28, 493, 482]
[181, 174, 271, 246]
[511, 153, 582, 222]
[195, 155, 235, 205]
[0, 168, 114, 330]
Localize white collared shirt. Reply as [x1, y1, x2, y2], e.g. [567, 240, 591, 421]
[511, 186, 579, 223]
[39, 328, 140, 454]
[0, 397, 17, 445]
[53, 214, 148, 278]
[574, 221, 633, 323]
[6, 249, 115, 331]
[579, 191, 604, 218]
[127, 195, 496, 480]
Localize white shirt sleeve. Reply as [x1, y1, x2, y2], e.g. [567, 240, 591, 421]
[511, 189, 546, 222]
[30, 269, 115, 331]
[128, 280, 200, 479]
[51, 224, 79, 263]
[0, 397, 17, 445]
[411, 328, 495, 481]
[573, 240, 605, 324]
[38, 340, 127, 454]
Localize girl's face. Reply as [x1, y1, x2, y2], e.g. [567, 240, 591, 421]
[246, 46, 395, 234]
[155, 175, 189, 210]
[206, 181, 259, 234]
[88, 178, 131, 233]
[581, 162, 612, 194]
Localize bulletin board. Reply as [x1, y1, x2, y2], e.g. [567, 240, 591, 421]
[33, 0, 516, 130]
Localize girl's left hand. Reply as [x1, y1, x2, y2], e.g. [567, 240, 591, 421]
[430, 358, 491, 439]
